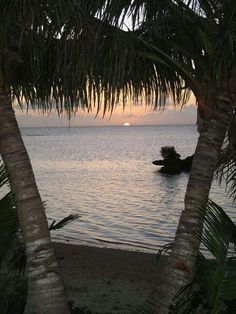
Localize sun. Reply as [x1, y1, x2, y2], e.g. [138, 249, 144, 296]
[123, 122, 130, 126]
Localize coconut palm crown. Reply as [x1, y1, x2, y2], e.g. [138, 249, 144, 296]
[99, 1, 236, 312]
[0, 0, 194, 116]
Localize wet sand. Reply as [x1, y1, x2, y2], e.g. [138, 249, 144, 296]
[54, 242, 164, 313]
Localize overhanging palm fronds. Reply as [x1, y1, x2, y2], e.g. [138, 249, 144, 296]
[217, 111, 236, 201]
[2, 0, 233, 118]
[0, 0, 197, 117]
[0, 192, 19, 268]
[172, 200, 236, 313]
[217, 146, 236, 202]
[11, 18, 189, 113]
[1, 0, 235, 115]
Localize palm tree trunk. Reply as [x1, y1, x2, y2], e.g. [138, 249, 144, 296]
[0, 92, 69, 314]
[155, 92, 233, 313]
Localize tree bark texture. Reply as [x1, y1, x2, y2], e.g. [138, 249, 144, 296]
[155, 92, 234, 314]
[0, 92, 69, 314]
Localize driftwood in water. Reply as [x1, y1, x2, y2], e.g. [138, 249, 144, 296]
[152, 146, 193, 174]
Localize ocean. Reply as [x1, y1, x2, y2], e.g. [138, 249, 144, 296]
[21, 125, 236, 253]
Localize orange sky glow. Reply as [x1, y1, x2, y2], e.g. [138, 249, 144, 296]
[15, 95, 197, 127]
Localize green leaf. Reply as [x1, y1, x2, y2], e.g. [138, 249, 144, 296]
[49, 214, 79, 230]
[173, 199, 236, 313]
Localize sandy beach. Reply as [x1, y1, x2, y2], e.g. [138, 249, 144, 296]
[54, 242, 164, 313]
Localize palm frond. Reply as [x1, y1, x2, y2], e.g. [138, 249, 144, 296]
[0, 192, 19, 267]
[0, 162, 9, 188]
[0, 0, 200, 116]
[210, 1, 236, 87]
[49, 214, 79, 230]
[217, 111, 236, 201]
[1, 0, 234, 116]
[19, 19, 192, 111]
[156, 243, 172, 262]
[173, 200, 236, 313]
[217, 153, 236, 201]
[0, 273, 26, 314]
[197, 200, 236, 311]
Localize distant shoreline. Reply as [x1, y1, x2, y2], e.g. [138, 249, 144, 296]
[20, 123, 196, 129]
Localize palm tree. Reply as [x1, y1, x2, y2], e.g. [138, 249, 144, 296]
[0, 2, 127, 313]
[93, 1, 236, 311]
[125, 2, 236, 312]
[168, 199, 236, 313]
[0, 1, 181, 312]
[1, 1, 235, 313]
[0, 160, 78, 313]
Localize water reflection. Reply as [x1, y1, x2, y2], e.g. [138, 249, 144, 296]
[21, 125, 236, 253]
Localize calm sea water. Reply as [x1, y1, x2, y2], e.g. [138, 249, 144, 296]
[21, 125, 236, 253]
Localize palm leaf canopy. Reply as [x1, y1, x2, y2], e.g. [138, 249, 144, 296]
[0, 0, 196, 115]
[137, 0, 236, 89]
[217, 112, 236, 201]
[1, 0, 236, 115]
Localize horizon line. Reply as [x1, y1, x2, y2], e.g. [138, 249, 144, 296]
[20, 123, 196, 128]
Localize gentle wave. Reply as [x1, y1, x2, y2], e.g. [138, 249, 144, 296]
[22, 125, 236, 253]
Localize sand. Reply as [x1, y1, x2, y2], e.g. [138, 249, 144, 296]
[54, 242, 165, 313]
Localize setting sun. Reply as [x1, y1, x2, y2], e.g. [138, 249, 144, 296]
[124, 122, 130, 126]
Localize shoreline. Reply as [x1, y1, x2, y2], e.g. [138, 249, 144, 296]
[54, 242, 165, 313]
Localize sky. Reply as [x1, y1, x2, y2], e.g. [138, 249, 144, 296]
[15, 97, 197, 127]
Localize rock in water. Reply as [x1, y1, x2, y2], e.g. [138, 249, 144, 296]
[152, 146, 193, 174]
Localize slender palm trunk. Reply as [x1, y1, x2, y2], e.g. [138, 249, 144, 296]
[155, 92, 234, 313]
[0, 92, 69, 314]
